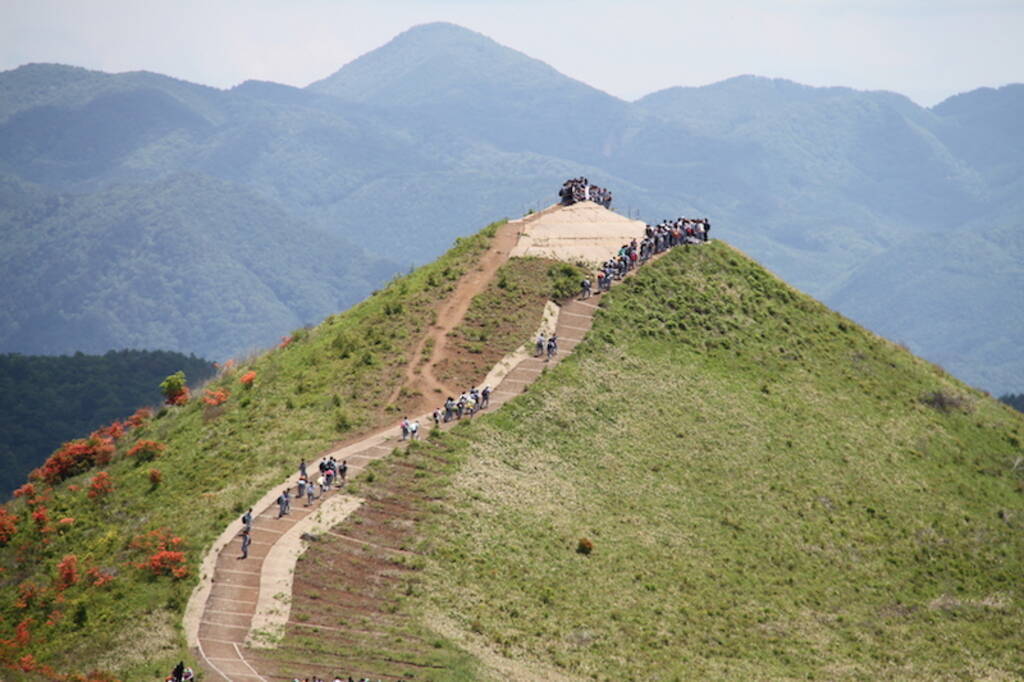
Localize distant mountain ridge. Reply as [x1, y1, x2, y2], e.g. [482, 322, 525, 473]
[0, 21, 1021, 391]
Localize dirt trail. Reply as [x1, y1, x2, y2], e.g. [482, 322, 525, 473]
[188, 202, 658, 681]
[385, 213, 540, 412]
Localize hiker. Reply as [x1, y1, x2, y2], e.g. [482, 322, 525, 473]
[400, 417, 410, 441]
[242, 508, 253, 532]
[239, 528, 251, 559]
[580, 277, 591, 299]
[277, 489, 290, 518]
[297, 477, 306, 499]
[433, 407, 442, 427]
[481, 385, 491, 409]
[535, 333, 546, 357]
[409, 420, 420, 440]
[339, 460, 348, 484]
[546, 334, 558, 361]
[299, 458, 307, 478]
[443, 396, 455, 422]
[306, 479, 316, 505]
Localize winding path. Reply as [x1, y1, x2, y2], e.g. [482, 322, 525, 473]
[188, 207, 611, 681]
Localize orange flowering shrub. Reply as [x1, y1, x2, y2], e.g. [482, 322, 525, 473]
[87, 472, 112, 499]
[93, 421, 125, 441]
[32, 439, 104, 484]
[147, 550, 188, 578]
[56, 555, 78, 589]
[239, 370, 256, 388]
[278, 335, 293, 349]
[0, 507, 18, 545]
[125, 407, 152, 428]
[31, 508, 49, 531]
[13, 483, 35, 500]
[14, 581, 39, 610]
[86, 566, 115, 588]
[17, 652, 35, 672]
[202, 388, 230, 406]
[130, 528, 188, 579]
[127, 440, 164, 462]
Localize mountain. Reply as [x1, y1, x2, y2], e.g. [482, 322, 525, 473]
[307, 22, 631, 162]
[0, 172, 395, 360]
[0, 350, 215, 495]
[0, 216, 1020, 678]
[0, 23, 1021, 392]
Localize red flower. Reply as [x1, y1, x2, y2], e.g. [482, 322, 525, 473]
[239, 370, 256, 387]
[125, 407, 152, 428]
[86, 566, 115, 588]
[56, 554, 78, 589]
[87, 472, 113, 499]
[0, 507, 17, 545]
[127, 440, 165, 461]
[202, 388, 230, 406]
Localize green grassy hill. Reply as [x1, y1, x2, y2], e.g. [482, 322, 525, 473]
[0, 224, 1021, 680]
[0, 224, 501, 679]
[273, 242, 1024, 679]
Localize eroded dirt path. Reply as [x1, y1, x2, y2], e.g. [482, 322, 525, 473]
[385, 212, 548, 413]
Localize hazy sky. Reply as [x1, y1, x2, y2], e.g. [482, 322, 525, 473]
[2, 0, 1021, 106]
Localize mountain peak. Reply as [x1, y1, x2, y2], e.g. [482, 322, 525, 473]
[306, 22, 616, 107]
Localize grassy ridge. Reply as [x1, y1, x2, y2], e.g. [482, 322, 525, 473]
[0, 223, 502, 679]
[390, 242, 1024, 679]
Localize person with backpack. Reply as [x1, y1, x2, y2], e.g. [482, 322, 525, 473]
[481, 385, 491, 409]
[546, 334, 558, 361]
[277, 490, 289, 518]
[535, 333, 546, 357]
[580, 277, 591, 299]
[400, 417, 410, 441]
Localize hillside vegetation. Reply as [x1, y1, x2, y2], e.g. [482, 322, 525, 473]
[275, 241, 1024, 679]
[0, 224, 502, 679]
[0, 350, 214, 496]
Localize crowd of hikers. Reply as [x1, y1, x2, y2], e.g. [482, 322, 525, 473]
[424, 384, 493, 430]
[581, 217, 711, 296]
[559, 177, 613, 208]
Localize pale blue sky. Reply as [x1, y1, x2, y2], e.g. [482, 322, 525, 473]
[1, 0, 1021, 105]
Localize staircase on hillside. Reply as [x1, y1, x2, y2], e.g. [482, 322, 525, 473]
[193, 293, 602, 681]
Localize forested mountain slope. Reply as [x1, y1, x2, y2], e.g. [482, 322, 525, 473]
[0, 350, 214, 495]
[1, 23, 1021, 391]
